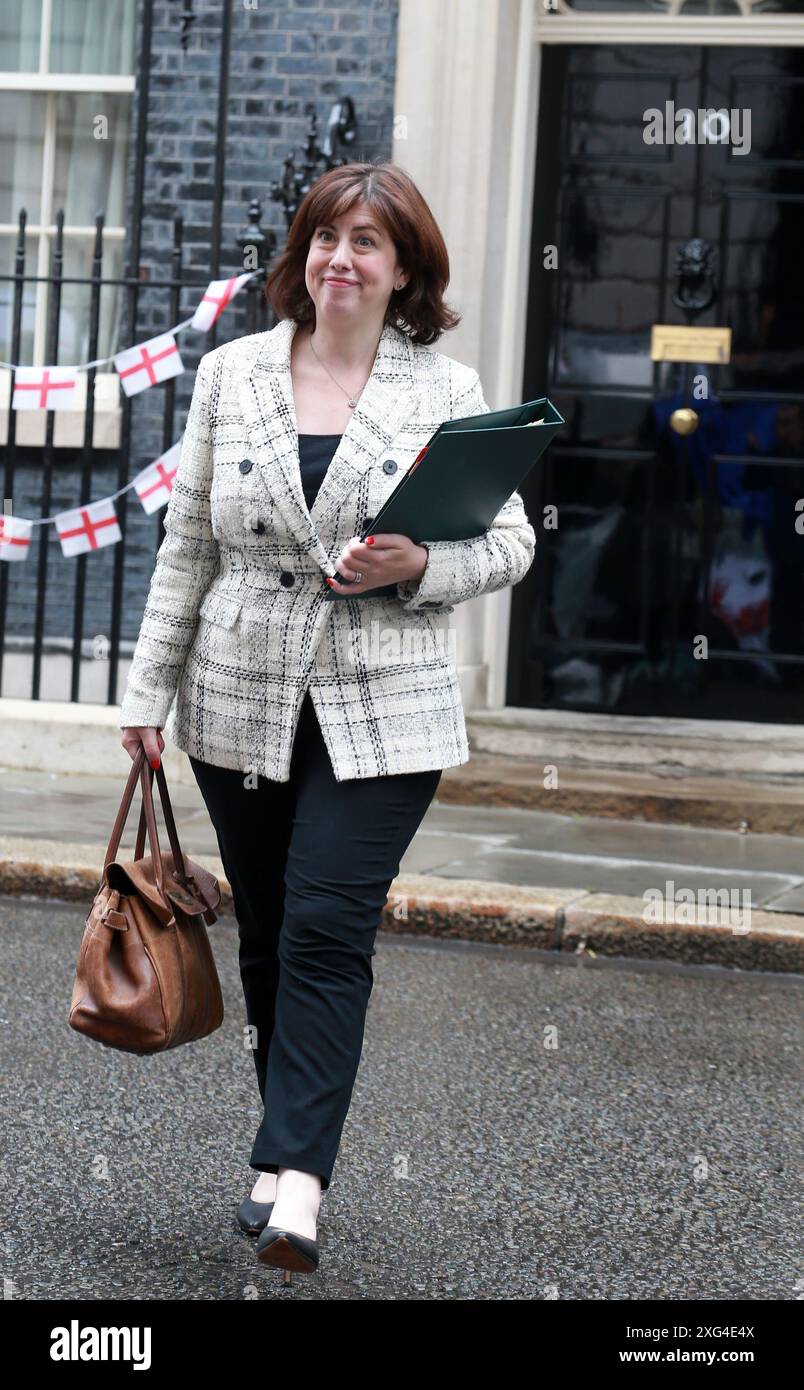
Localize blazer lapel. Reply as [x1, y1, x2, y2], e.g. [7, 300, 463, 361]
[238, 317, 421, 567]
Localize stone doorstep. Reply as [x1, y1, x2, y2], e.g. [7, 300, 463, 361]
[467, 707, 804, 764]
[2, 838, 802, 977]
[3, 699, 804, 819]
[440, 753, 804, 837]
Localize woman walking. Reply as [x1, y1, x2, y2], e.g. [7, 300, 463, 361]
[119, 160, 536, 1276]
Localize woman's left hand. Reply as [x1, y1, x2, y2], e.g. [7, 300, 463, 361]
[326, 533, 428, 596]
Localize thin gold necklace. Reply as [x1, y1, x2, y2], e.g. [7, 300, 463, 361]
[308, 328, 380, 409]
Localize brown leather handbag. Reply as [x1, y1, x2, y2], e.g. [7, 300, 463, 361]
[69, 744, 224, 1054]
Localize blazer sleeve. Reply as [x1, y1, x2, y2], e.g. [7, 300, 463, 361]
[118, 353, 219, 729]
[395, 368, 536, 613]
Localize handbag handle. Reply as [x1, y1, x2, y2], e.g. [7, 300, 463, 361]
[102, 743, 148, 873]
[135, 759, 217, 916]
[137, 754, 173, 919]
[100, 745, 173, 923]
[103, 746, 215, 918]
[134, 759, 187, 876]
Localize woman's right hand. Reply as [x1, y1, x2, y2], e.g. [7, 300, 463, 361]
[121, 726, 165, 769]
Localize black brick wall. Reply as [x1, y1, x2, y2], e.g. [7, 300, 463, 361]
[10, 0, 398, 671]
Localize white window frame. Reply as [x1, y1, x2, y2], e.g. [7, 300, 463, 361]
[535, 1, 804, 44]
[0, 0, 135, 366]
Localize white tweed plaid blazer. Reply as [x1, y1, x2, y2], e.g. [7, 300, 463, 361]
[119, 316, 536, 781]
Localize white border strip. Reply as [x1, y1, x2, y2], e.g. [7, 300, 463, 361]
[534, 15, 804, 45]
[0, 73, 136, 91]
[486, 0, 542, 709]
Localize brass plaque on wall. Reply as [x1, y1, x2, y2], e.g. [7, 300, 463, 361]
[650, 325, 732, 364]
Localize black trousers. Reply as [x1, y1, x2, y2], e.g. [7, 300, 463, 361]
[188, 689, 441, 1192]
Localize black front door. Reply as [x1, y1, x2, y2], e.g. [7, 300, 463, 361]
[512, 42, 804, 722]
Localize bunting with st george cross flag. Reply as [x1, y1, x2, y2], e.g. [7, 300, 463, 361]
[0, 271, 254, 561]
[113, 333, 184, 397]
[0, 509, 33, 562]
[132, 442, 183, 515]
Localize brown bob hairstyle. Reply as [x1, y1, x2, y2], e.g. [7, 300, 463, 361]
[263, 160, 462, 346]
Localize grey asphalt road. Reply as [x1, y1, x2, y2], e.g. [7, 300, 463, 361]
[0, 895, 801, 1302]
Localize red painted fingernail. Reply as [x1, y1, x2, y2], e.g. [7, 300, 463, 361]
[151, 758, 160, 769]
[326, 577, 335, 586]
[366, 536, 375, 545]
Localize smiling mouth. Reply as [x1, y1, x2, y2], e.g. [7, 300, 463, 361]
[325, 278, 358, 286]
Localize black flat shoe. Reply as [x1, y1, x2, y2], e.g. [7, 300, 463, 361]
[236, 1195, 275, 1235]
[255, 1224, 319, 1273]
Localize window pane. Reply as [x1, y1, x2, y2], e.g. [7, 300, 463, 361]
[43, 233, 126, 366]
[0, 234, 40, 365]
[0, 92, 45, 223]
[0, 234, 125, 379]
[48, 0, 136, 75]
[53, 93, 130, 226]
[0, 2, 43, 70]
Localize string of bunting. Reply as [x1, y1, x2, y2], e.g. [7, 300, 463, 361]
[0, 271, 256, 562]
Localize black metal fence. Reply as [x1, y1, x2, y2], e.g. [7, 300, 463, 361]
[0, 0, 275, 708]
[0, 0, 360, 709]
[0, 206, 272, 707]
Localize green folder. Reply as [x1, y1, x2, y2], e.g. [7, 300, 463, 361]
[322, 394, 564, 599]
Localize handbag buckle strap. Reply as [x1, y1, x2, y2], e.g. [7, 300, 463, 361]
[96, 888, 129, 932]
[182, 873, 219, 926]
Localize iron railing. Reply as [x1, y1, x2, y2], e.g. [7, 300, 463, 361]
[0, 206, 272, 706]
[0, 0, 360, 707]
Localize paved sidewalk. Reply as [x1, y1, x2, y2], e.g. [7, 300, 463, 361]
[1, 763, 803, 972]
[3, 762, 804, 906]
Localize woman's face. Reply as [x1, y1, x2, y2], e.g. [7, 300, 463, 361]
[305, 202, 408, 325]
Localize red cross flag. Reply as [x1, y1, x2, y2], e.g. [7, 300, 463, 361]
[0, 512, 33, 562]
[190, 273, 252, 332]
[12, 366, 78, 411]
[114, 332, 184, 397]
[55, 499, 122, 556]
[133, 440, 183, 514]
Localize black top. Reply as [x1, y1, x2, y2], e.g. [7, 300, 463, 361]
[298, 432, 342, 511]
[298, 431, 397, 597]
